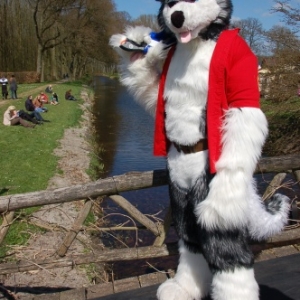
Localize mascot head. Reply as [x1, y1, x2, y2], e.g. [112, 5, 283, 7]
[156, 0, 233, 42]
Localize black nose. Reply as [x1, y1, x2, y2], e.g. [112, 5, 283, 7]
[171, 11, 185, 29]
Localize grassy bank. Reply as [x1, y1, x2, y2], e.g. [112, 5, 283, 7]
[0, 81, 92, 258]
[261, 96, 300, 156]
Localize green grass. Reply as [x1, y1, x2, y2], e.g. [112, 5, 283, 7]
[0, 82, 85, 194]
[261, 96, 300, 156]
[0, 81, 92, 259]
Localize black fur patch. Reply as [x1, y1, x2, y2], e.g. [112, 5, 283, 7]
[168, 169, 254, 273]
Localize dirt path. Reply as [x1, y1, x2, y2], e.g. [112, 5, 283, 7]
[2, 89, 95, 299]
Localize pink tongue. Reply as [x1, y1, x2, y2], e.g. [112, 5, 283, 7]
[180, 31, 192, 43]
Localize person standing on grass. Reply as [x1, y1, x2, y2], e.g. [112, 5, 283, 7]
[0, 75, 8, 99]
[9, 74, 18, 99]
[3, 105, 35, 128]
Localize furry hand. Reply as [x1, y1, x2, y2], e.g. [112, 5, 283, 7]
[195, 169, 249, 231]
[109, 26, 167, 66]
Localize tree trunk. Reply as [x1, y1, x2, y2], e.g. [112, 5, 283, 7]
[36, 44, 44, 82]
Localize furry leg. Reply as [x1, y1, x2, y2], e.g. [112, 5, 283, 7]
[157, 241, 212, 300]
[211, 267, 259, 300]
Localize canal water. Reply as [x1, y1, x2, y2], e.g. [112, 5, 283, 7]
[92, 76, 176, 279]
[92, 76, 170, 245]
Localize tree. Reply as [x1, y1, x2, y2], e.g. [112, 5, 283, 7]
[257, 1, 300, 101]
[28, 0, 79, 81]
[271, 0, 300, 32]
[231, 18, 266, 55]
[0, 0, 136, 80]
[132, 14, 160, 31]
[262, 25, 300, 101]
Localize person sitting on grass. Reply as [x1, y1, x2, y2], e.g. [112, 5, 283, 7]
[17, 109, 41, 125]
[50, 92, 59, 105]
[45, 84, 53, 93]
[65, 89, 76, 101]
[40, 92, 49, 104]
[33, 94, 48, 113]
[3, 105, 35, 128]
[25, 95, 50, 123]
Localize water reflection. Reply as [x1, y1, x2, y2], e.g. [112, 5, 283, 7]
[93, 76, 169, 243]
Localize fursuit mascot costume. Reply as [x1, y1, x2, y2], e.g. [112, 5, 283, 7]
[110, 1, 290, 299]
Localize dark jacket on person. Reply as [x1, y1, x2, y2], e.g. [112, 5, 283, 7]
[25, 98, 35, 111]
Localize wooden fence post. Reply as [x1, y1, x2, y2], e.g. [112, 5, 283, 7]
[263, 173, 287, 200]
[0, 212, 15, 245]
[57, 200, 92, 257]
[109, 195, 160, 236]
[153, 206, 172, 247]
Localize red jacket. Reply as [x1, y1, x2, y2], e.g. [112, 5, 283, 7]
[153, 29, 260, 174]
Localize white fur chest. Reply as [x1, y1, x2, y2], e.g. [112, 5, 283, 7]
[164, 39, 216, 145]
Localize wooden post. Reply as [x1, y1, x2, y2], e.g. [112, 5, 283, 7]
[263, 173, 287, 200]
[109, 195, 160, 236]
[153, 206, 172, 247]
[0, 212, 15, 245]
[294, 170, 300, 184]
[57, 200, 92, 257]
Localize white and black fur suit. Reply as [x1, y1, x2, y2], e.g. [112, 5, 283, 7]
[110, 1, 290, 299]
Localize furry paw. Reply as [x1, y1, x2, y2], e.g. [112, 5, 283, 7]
[109, 26, 152, 61]
[195, 170, 248, 230]
[109, 33, 134, 62]
[110, 26, 167, 67]
[157, 279, 194, 300]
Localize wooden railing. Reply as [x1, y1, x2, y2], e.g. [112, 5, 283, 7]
[0, 153, 299, 275]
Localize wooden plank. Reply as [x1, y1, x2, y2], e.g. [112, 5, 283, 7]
[113, 277, 140, 294]
[138, 272, 168, 288]
[33, 293, 60, 300]
[255, 253, 300, 299]
[89, 284, 160, 300]
[93, 254, 300, 300]
[59, 287, 86, 300]
[86, 283, 114, 299]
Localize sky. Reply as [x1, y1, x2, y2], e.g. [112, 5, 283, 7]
[113, 0, 287, 31]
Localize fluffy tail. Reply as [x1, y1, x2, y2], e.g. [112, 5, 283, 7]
[247, 183, 290, 241]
